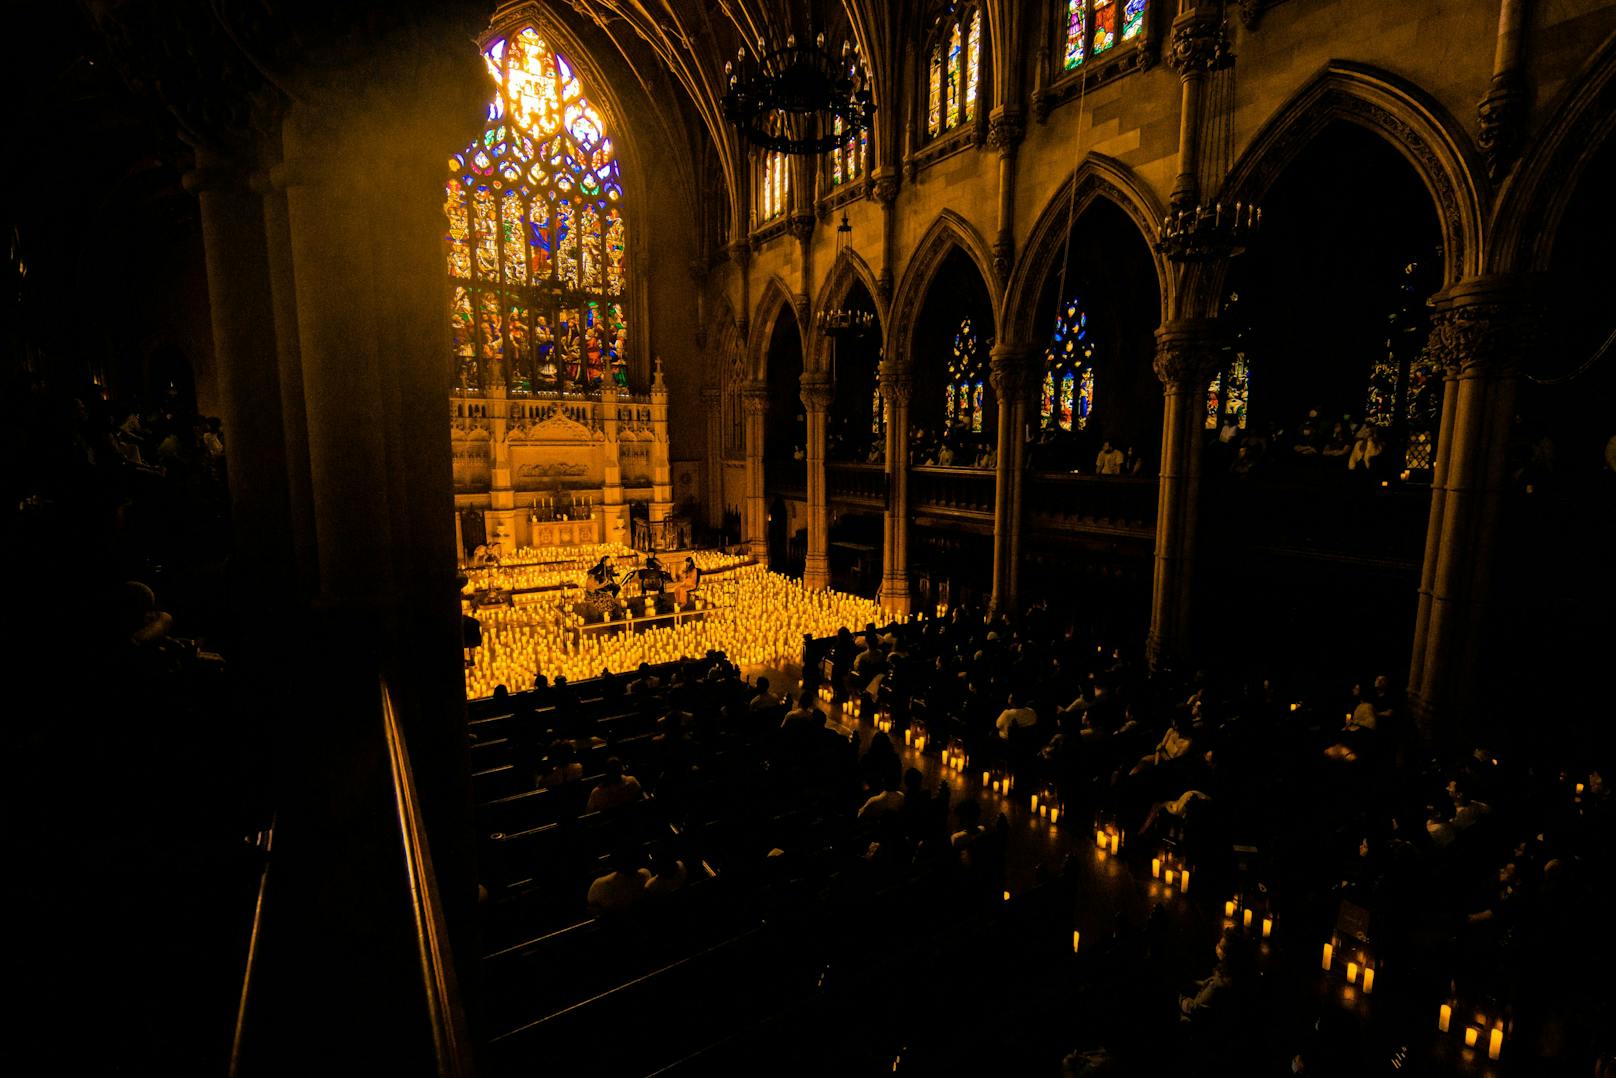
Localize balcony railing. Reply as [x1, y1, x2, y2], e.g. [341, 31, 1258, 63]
[1027, 473, 1158, 539]
[910, 466, 995, 518]
[764, 458, 806, 500]
[827, 461, 886, 507]
[1202, 474, 1431, 566]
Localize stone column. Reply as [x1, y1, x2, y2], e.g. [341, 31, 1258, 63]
[1146, 321, 1223, 669]
[185, 147, 295, 592]
[1409, 277, 1535, 735]
[879, 361, 914, 614]
[989, 344, 1033, 612]
[1165, 4, 1225, 210]
[1477, 0, 1530, 180]
[599, 384, 630, 547]
[741, 381, 770, 559]
[987, 108, 1025, 282]
[800, 371, 835, 588]
[872, 172, 899, 304]
[701, 384, 724, 529]
[649, 358, 674, 530]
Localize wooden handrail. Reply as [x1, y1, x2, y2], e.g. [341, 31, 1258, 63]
[381, 677, 472, 1078]
[226, 820, 274, 1078]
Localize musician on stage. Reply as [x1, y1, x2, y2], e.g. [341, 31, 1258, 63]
[641, 554, 667, 594]
[673, 556, 701, 607]
[587, 555, 620, 596]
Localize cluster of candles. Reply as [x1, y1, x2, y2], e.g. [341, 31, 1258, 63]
[1437, 1003, 1507, 1060]
[1031, 785, 1062, 824]
[902, 719, 928, 752]
[463, 565, 889, 699]
[982, 767, 1015, 796]
[1226, 895, 1273, 937]
[1148, 849, 1190, 892]
[1094, 822, 1124, 856]
[940, 737, 969, 774]
[479, 542, 636, 570]
[1320, 939, 1376, 994]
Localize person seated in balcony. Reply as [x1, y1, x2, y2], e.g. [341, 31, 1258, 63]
[1095, 440, 1126, 476]
[935, 440, 956, 467]
[1228, 444, 1259, 478]
[1125, 446, 1147, 475]
[585, 756, 644, 813]
[1321, 420, 1353, 461]
[1291, 408, 1324, 455]
[539, 741, 585, 791]
[1348, 422, 1385, 472]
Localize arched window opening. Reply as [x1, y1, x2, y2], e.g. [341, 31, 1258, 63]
[1205, 354, 1251, 432]
[946, 317, 986, 433]
[446, 28, 627, 394]
[1064, 0, 1148, 70]
[1039, 297, 1096, 432]
[831, 116, 870, 185]
[927, 7, 983, 139]
[759, 151, 791, 222]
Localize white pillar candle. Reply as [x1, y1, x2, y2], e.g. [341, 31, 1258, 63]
[1360, 965, 1373, 992]
[1438, 1003, 1451, 1033]
[1321, 942, 1333, 971]
[1345, 962, 1358, 985]
[1488, 1027, 1502, 1060]
[1464, 1026, 1478, 1048]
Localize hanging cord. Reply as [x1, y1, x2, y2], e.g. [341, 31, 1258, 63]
[1053, 64, 1091, 319]
[1523, 327, 1616, 385]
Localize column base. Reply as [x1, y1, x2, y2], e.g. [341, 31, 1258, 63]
[880, 575, 912, 617]
[803, 554, 829, 590]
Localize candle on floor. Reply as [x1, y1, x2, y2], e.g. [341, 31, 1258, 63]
[1225, 899, 1237, 919]
[1099, 830, 1110, 850]
[1109, 832, 1120, 855]
[1243, 908, 1253, 929]
[1002, 890, 1010, 902]
[1049, 806, 1059, 825]
[1439, 1003, 1451, 1033]
[1178, 868, 1189, 892]
[1488, 1027, 1503, 1060]
[1072, 930, 1080, 953]
[1346, 961, 1358, 985]
[1152, 857, 1161, 878]
[1464, 1026, 1479, 1049]
[1031, 794, 1040, 813]
[1361, 965, 1374, 993]
[1164, 868, 1175, 887]
[1260, 915, 1271, 938]
[1321, 942, 1333, 971]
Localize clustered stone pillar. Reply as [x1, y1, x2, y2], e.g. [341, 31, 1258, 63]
[800, 370, 835, 589]
[988, 108, 1025, 281]
[989, 344, 1032, 613]
[700, 384, 724, 530]
[879, 361, 914, 614]
[1408, 277, 1535, 736]
[1146, 320, 1223, 670]
[1166, 2, 1225, 210]
[741, 381, 770, 560]
[649, 359, 674, 530]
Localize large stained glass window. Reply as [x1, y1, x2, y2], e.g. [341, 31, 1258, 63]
[1040, 297, 1096, 431]
[446, 28, 627, 393]
[760, 151, 791, 221]
[1204, 353, 1250, 430]
[1063, 0, 1148, 70]
[831, 116, 869, 185]
[927, 7, 983, 139]
[946, 317, 987, 435]
[1362, 258, 1443, 470]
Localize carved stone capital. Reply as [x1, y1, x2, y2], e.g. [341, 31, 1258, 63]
[871, 174, 899, 208]
[1153, 321, 1226, 388]
[741, 382, 770, 417]
[1166, 11, 1227, 77]
[877, 362, 913, 407]
[1477, 70, 1528, 182]
[726, 239, 751, 270]
[988, 344, 1034, 400]
[1238, 0, 1270, 30]
[992, 235, 1015, 283]
[1430, 277, 1540, 378]
[987, 106, 1025, 153]
[789, 212, 816, 244]
[799, 374, 835, 413]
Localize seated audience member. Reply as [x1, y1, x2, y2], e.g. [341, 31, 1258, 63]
[585, 757, 644, 813]
[626, 662, 661, 695]
[1178, 929, 1246, 1026]
[748, 676, 783, 713]
[587, 848, 652, 918]
[1321, 420, 1353, 459]
[995, 692, 1039, 741]
[1348, 422, 1385, 471]
[780, 691, 822, 737]
[539, 742, 585, 790]
[852, 636, 887, 686]
[857, 772, 906, 821]
[643, 847, 688, 899]
[1095, 440, 1125, 476]
[950, 798, 986, 863]
[1129, 715, 1194, 776]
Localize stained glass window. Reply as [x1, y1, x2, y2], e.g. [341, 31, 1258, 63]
[1205, 372, 1222, 430]
[1205, 355, 1250, 430]
[831, 116, 869, 185]
[946, 317, 987, 435]
[928, 8, 982, 140]
[1042, 296, 1096, 432]
[1041, 370, 1056, 425]
[761, 151, 790, 221]
[1063, 0, 1146, 69]
[872, 387, 884, 437]
[1362, 258, 1443, 470]
[446, 27, 627, 393]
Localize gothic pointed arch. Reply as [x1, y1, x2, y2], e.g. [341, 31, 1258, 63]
[1214, 61, 1486, 304]
[1003, 153, 1170, 347]
[889, 210, 1000, 370]
[750, 275, 801, 383]
[1490, 30, 1616, 274]
[809, 247, 884, 369]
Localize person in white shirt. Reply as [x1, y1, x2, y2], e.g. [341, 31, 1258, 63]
[1095, 440, 1125, 475]
[857, 774, 906, 820]
[995, 692, 1038, 740]
[587, 849, 652, 917]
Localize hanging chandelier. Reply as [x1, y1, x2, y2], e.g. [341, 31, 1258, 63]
[817, 214, 875, 338]
[723, 31, 874, 155]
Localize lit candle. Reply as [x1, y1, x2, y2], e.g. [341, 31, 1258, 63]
[1164, 868, 1175, 887]
[1031, 794, 1040, 813]
[1439, 1003, 1451, 1033]
[1071, 930, 1080, 953]
[1151, 857, 1161, 878]
[1576, 782, 1585, 795]
[1049, 807, 1059, 825]
[1225, 899, 1237, 919]
[1109, 833, 1120, 855]
[1178, 868, 1189, 892]
[1243, 908, 1253, 929]
[1346, 962, 1358, 985]
[982, 771, 991, 787]
[1039, 803, 1048, 819]
[1261, 916, 1271, 938]
[1099, 830, 1110, 850]
[1488, 1027, 1502, 1060]
[1002, 890, 1010, 902]
[1361, 965, 1374, 993]
[1321, 942, 1333, 971]
[1464, 1026, 1478, 1049]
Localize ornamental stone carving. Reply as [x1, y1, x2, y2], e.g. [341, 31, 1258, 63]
[741, 383, 770, 416]
[1477, 72, 1527, 181]
[872, 175, 899, 208]
[799, 375, 835, 413]
[1429, 288, 1540, 377]
[877, 363, 913, 407]
[987, 107, 1025, 153]
[988, 345, 1033, 400]
[1166, 13, 1226, 77]
[1152, 322, 1225, 388]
